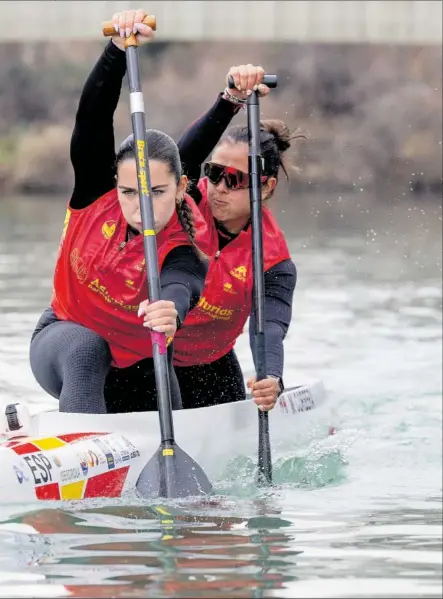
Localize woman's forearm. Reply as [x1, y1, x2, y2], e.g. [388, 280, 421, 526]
[160, 246, 208, 326]
[70, 41, 127, 209]
[249, 259, 296, 381]
[178, 93, 242, 201]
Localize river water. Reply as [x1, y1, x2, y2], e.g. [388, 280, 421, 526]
[0, 193, 441, 598]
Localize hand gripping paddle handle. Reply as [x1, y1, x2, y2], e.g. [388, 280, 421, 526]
[227, 74, 278, 89]
[102, 15, 157, 37]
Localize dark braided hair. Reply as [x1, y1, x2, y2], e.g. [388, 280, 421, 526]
[116, 129, 196, 243]
[221, 119, 306, 197]
[176, 197, 196, 243]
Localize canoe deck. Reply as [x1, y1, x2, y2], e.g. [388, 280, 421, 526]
[0, 378, 327, 503]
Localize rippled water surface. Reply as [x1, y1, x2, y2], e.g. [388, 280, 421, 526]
[0, 194, 441, 598]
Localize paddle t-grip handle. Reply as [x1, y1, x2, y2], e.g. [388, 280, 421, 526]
[227, 74, 278, 89]
[102, 15, 157, 37]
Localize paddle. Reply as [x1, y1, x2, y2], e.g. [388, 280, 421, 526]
[228, 74, 278, 486]
[102, 17, 212, 499]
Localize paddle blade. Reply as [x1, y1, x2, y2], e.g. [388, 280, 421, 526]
[136, 443, 212, 499]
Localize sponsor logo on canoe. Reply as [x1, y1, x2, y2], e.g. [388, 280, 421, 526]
[121, 436, 140, 460]
[102, 220, 116, 240]
[76, 449, 99, 476]
[106, 454, 115, 469]
[102, 438, 122, 465]
[87, 450, 100, 467]
[86, 445, 106, 466]
[88, 278, 139, 313]
[52, 455, 62, 468]
[230, 265, 247, 282]
[279, 389, 314, 414]
[223, 282, 237, 294]
[70, 248, 88, 284]
[13, 463, 28, 484]
[111, 435, 139, 462]
[197, 297, 233, 321]
[23, 453, 53, 486]
[111, 436, 130, 462]
[92, 438, 115, 470]
[279, 397, 289, 414]
[79, 458, 88, 476]
[91, 435, 140, 469]
[60, 467, 81, 483]
[95, 451, 106, 466]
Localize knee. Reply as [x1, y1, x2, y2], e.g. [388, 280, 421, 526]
[65, 327, 111, 371]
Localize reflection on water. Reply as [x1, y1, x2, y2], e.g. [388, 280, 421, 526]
[0, 500, 296, 598]
[0, 193, 441, 597]
[0, 498, 441, 598]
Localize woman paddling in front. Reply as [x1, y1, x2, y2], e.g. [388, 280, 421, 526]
[29, 13, 210, 414]
[173, 68, 304, 413]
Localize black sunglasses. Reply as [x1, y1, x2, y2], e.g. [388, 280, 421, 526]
[204, 162, 268, 190]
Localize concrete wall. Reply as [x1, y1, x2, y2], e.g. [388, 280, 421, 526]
[3, 0, 442, 44]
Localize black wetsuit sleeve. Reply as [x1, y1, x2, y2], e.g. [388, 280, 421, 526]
[177, 93, 242, 205]
[249, 259, 297, 383]
[70, 41, 127, 209]
[160, 245, 208, 326]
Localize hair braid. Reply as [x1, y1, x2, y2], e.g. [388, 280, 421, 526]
[176, 197, 196, 244]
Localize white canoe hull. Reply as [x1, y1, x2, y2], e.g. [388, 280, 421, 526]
[0, 377, 327, 504]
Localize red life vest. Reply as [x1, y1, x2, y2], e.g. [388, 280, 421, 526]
[51, 189, 208, 368]
[173, 178, 291, 366]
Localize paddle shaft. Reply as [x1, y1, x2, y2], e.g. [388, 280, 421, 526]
[124, 40, 176, 491]
[227, 74, 275, 484]
[246, 91, 273, 485]
[247, 97, 267, 382]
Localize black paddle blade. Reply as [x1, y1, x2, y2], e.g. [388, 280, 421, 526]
[136, 443, 213, 499]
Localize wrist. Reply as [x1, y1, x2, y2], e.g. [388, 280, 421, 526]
[268, 375, 284, 395]
[221, 87, 247, 109]
[110, 38, 126, 52]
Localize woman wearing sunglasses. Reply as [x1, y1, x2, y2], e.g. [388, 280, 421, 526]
[173, 65, 303, 412]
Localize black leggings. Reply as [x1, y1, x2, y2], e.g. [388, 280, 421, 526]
[174, 350, 246, 409]
[30, 308, 182, 413]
